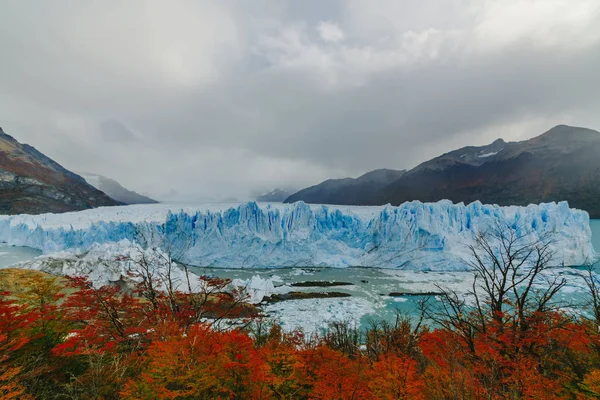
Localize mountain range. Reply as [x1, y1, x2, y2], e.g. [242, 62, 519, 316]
[79, 172, 157, 205]
[285, 169, 406, 205]
[286, 125, 600, 218]
[255, 188, 298, 202]
[3, 124, 600, 217]
[0, 127, 121, 214]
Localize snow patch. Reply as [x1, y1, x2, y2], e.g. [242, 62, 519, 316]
[478, 150, 500, 158]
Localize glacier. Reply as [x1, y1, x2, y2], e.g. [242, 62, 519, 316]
[0, 200, 596, 270]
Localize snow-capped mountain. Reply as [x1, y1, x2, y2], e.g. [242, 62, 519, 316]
[287, 125, 600, 218]
[0, 127, 121, 215]
[79, 172, 158, 205]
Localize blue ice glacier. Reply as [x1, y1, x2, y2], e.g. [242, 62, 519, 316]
[0, 200, 595, 270]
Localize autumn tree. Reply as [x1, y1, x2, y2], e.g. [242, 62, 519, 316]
[0, 292, 34, 399]
[423, 221, 589, 398]
[121, 325, 264, 399]
[51, 276, 147, 398]
[430, 221, 565, 344]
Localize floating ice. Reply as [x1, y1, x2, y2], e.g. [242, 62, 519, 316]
[231, 275, 276, 304]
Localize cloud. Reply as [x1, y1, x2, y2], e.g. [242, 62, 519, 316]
[317, 21, 345, 42]
[101, 120, 137, 142]
[0, 0, 599, 200]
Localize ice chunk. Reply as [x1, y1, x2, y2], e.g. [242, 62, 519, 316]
[231, 275, 276, 303]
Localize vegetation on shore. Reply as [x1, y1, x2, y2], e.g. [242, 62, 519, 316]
[2, 224, 600, 399]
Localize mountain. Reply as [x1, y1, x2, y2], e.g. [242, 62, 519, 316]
[287, 125, 600, 218]
[285, 169, 406, 205]
[256, 188, 297, 202]
[80, 172, 158, 205]
[0, 127, 121, 214]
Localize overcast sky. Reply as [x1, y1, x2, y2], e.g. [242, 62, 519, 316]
[1, 1, 600, 201]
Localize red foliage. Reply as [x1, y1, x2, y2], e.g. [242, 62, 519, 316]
[54, 276, 147, 356]
[3, 274, 600, 399]
[369, 355, 425, 400]
[0, 292, 35, 399]
[121, 325, 264, 399]
[296, 346, 373, 400]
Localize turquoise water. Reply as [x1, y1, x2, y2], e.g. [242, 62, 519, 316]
[0, 245, 42, 267]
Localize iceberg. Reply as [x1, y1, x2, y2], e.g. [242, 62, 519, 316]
[0, 200, 595, 270]
[7, 239, 277, 304]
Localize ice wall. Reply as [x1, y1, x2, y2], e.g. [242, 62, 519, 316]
[0, 200, 595, 270]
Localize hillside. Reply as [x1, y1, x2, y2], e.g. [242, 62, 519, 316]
[80, 172, 158, 205]
[0, 127, 121, 214]
[256, 188, 297, 202]
[285, 169, 405, 205]
[287, 125, 600, 218]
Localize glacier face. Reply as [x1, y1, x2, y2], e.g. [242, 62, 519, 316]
[0, 200, 595, 270]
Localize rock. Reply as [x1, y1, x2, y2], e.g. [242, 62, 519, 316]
[261, 291, 352, 304]
[290, 281, 354, 287]
[388, 292, 444, 297]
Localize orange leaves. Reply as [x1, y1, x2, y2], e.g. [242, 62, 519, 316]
[5, 272, 600, 399]
[121, 325, 264, 399]
[0, 366, 31, 400]
[421, 330, 484, 399]
[581, 369, 600, 397]
[260, 343, 305, 398]
[295, 346, 374, 400]
[419, 311, 597, 400]
[369, 355, 425, 400]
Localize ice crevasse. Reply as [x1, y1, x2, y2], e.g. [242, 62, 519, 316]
[0, 200, 595, 270]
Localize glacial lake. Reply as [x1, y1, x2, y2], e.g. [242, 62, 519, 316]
[200, 219, 600, 331]
[1, 219, 599, 333]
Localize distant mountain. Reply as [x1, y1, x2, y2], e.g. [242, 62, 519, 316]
[285, 169, 406, 205]
[79, 173, 158, 205]
[287, 125, 600, 218]
[0, 127, 121, 214]
[256, 188, 297, 202]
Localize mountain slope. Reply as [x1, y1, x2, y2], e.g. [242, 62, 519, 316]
[256, 188, 297, 202]
[285, 169, 406, 205]
[80, 173, 158, 205]
[287, 125, 600, 218]
[0, 127, 121, 214]
[375, 125, 600, 217]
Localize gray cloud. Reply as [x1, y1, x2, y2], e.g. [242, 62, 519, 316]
[1, 0, 599, 201]
[101, 120, 137, 142]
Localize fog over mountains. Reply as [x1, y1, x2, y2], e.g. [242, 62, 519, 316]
[79, 173, 158, 205]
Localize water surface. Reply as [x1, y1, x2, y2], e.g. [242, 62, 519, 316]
[0, 245, 42, 268]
